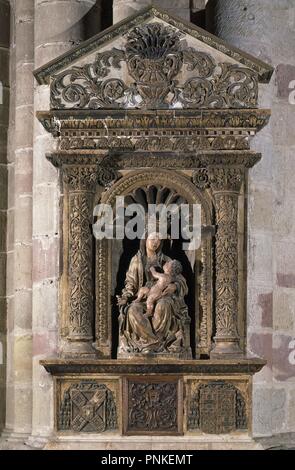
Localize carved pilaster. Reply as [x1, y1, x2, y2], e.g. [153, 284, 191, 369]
[209, 167, 243, 358]
[93, 239, 112, 357]
[63, 165, 98, 356]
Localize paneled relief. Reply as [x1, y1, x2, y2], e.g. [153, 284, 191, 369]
[57, 380, 118, 433]
[123, 377, 183, 435]
[187, 380, 249, 434]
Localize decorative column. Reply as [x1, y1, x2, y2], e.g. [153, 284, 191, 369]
[62, 164, 98, 357]
[3, 0, 35, 442]
[209, 166, 243, 358]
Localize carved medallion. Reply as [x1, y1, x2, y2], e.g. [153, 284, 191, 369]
[123, 377, 183, 435]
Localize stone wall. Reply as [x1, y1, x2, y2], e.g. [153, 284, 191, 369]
[207, 0, 295, 437]
[2, 0, 104, 446]
[31, 0, 103, 446]
[0, 0, 10, 433]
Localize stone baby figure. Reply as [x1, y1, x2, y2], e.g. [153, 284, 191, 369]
[135, 259, 183, 317]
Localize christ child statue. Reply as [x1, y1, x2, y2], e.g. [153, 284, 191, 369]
[135, 259, 183, 317]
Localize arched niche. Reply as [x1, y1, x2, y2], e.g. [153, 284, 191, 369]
[94, 169, 213, 358]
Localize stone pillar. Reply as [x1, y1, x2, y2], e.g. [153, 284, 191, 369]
[0, 0, 10, 433]
[113, 0, 190, 23]
[209, 167, 243, 358]
[207, 1, 267, 50]
[62, 165, 98, 356]
[31, 0, 100, 444]
[3, 0, 34, 441]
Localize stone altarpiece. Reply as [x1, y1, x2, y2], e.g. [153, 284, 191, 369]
[34, 7, 273, 442]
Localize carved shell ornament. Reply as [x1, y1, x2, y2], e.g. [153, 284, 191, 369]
[51, 23, 258, 110]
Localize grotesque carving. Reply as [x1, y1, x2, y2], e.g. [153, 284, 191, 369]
[51, 23, 258, 110]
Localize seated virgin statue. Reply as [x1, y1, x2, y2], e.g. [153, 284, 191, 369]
[117, 232, 192, 358]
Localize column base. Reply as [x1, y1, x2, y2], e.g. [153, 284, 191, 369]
[61, 339, 98, 358]
[0, 430, 32, 450]
[26, 435, 51, 449]
[210, 338, 243, 359]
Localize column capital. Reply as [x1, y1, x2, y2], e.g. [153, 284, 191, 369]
[208, 166, 244, 193]
[193, 166, 244, 193]
[62, 165, 98, 192]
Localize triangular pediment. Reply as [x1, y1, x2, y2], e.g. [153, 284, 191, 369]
[34, 5, 273, 111]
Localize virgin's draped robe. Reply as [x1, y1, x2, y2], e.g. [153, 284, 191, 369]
[118, 249, 189, 355]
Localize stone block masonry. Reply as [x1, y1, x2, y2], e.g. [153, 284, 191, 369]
[209, 0, 295, 436]
[0, 0, 10, 434]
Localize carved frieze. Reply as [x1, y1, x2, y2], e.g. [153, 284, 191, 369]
[58, 381, 118, 432]
[38, 109, 271, 135]
[48, 152, 261, 171]
[59, 135, 250, 152]
[187, 381, 248, 434]
[51, 23, 258, 111]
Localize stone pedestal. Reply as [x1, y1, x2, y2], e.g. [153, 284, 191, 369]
[41, 358, 265, 442]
